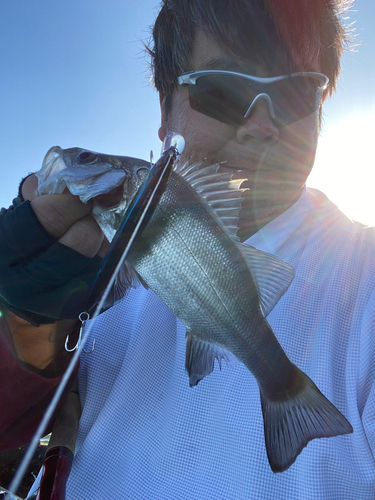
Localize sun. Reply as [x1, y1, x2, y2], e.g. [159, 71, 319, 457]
[308, 112, 375, 226]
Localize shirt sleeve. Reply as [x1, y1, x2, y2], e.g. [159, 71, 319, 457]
[0, 315, 79, 451]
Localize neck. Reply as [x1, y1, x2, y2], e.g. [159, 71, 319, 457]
[237, 187, 304, 241]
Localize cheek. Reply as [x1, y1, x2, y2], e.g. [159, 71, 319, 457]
[170, 109, 235, 162]
[281, 113, 319, 163]
[187, 118, 234, 147]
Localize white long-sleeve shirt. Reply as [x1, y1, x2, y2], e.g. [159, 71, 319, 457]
[33, 187, 375, 499]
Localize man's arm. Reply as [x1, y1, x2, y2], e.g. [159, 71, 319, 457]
[2, 174, 107, 365]
[0, 174, 108, 449]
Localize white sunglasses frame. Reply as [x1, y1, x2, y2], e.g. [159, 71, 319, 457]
[177, 70, 329, 124]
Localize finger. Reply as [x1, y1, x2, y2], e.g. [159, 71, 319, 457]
[21, 174, 39, 201]
[22, 175, 71, 201]
[31, 193, 93, 239]
[97, 236, 111, 258]
[58, 214, 104, 258]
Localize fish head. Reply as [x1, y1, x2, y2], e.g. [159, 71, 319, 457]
[37, 146, 151, 240]
[63, 146, 150, 205]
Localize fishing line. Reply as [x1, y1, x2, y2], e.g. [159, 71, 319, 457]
[6, 133, 184, 499]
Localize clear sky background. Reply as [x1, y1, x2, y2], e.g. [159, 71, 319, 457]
[0, 1, 374, 224]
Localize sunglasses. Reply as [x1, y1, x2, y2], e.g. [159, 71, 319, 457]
[177, 70, 329, 128]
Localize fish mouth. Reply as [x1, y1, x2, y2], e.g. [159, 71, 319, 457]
[94, 181, 126, 208]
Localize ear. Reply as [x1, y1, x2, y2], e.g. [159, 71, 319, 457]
[158, 92, 167, 142]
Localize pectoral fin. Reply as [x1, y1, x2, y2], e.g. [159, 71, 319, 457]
[101, 261, 146, 310]
[185, 330, 237, 387]
[238, 244, 295, 317]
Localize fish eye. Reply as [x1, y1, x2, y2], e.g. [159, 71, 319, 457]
[76, 151, 98, 164]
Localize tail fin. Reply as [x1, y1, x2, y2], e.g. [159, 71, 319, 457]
[260, 368, 353, 473]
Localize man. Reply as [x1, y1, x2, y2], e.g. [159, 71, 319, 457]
[1, 0, 374, 498]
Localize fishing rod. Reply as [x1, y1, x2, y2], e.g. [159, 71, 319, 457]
[6, 132, 185, 500]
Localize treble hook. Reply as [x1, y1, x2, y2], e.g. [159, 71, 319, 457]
[65, 311, 95, 353]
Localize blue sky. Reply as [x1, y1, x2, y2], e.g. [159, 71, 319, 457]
[1, 0, 374, 223]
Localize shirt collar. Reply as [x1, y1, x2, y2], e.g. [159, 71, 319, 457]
[243, 187, 316, 256]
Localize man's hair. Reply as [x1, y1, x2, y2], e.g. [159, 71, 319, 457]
[148, 0, 352, 111]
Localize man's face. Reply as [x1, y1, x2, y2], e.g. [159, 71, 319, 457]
[159, 31, 321, 237]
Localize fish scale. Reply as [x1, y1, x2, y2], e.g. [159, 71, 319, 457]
[128, 171, 292, 382]
[129, 174, 246, 339]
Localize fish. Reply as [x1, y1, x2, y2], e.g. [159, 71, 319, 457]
[37, 146, 353, 473]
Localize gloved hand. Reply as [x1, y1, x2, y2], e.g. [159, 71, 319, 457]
[0, 175, 107, 325]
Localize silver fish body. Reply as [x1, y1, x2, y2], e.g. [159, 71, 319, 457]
[126, 162, 353, 473]
[37, 147, 353, 472]
[129, 170, 290, 387]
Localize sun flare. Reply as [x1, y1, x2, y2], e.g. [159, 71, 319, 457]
[308, 112, 375, 226]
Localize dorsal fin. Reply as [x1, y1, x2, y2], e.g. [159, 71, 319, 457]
[174, 159, 204, 177]
[175, 160, 295, 312]
[175, 160, 249, 237]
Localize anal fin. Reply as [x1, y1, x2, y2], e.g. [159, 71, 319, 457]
[185, 330, 237, 387]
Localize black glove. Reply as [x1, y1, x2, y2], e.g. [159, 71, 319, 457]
[0, 199, 101, 325]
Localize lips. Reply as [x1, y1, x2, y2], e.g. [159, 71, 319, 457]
[218, 163, 275, 175]
[215, 152, 278, 172]
[217, 164, 243, 173]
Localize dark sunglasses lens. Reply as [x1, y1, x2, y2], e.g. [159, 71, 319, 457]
[271, 76, 322, 127]
[188, 74, 322, 127]
[188, 74, 254, 126]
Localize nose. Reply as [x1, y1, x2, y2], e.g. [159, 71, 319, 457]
[236, 97, 279, 145]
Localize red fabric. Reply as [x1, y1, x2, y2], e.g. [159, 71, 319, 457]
[0, 316, 79, 451]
